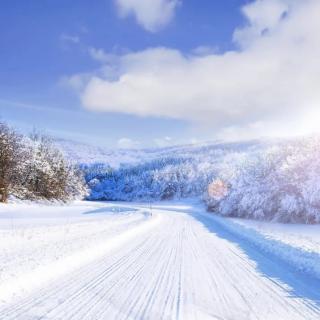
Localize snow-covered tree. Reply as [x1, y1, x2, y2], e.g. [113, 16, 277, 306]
[205, 138, 320, 223]
[0, 122, 24, 202]
[0, 123, 87, 202]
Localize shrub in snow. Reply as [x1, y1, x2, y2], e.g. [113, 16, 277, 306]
[0, 122, 87, 202]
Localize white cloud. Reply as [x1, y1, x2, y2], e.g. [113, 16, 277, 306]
[60, 73, 93, 91]
[191, 46, 219, 56]
[117, 137, 141, 149]
[233, 0, 290, 47]
[115, 0, 180, 32]
[88, 47, 117, 63]
[60, 33, 80, 44]
[73, 0, 320, 139]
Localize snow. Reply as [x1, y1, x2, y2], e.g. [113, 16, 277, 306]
[200, 211, 320, 281]
[231, 218, 320, 255]
[1, 200, 320, 319]
[0, 201, 157, 305]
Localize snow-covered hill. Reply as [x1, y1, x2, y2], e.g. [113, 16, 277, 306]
[56, 136, 320, 224]
[54, 138, 150, 167]
[55, 137, 271, 167]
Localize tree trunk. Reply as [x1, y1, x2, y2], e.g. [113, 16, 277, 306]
[0, 187, 8, 203]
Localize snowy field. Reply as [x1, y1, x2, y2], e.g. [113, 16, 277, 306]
[231, 217, 320, 255]
[1, 200, 320, 319]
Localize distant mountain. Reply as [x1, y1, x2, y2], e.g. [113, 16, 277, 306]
[54, 138, 150, 168]
[54, 137, 275, 168]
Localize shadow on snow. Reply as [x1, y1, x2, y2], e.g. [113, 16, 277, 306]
[159, 203, 320, 309]
[83, 206, 139, 215]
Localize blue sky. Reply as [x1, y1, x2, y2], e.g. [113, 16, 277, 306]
[0, 0, 247, 147]
[1, 0, 318, 147]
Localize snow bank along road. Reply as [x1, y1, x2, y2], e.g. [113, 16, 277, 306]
[1, 201, 320, 319]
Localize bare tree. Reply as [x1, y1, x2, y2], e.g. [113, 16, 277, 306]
[0, 122, 23, 202]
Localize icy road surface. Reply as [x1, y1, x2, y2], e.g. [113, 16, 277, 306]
[1, 201, 320, 320]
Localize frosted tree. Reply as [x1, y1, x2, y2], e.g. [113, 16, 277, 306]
[0, 122, 24, 202]
[0, 123, 87, 202]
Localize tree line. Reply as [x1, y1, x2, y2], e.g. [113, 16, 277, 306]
[4, 118, 320, 223]
[84, 137, 320, 224]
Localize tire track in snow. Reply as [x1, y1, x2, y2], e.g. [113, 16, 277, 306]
[1, 205, 320, 319]
[0, 213, 162, 319]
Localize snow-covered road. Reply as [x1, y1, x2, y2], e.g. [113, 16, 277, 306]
[1, 201, 320, 319]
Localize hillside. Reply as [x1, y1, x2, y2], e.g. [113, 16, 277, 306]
[56, 136, 320, 224]
[55, 137, 272, 167]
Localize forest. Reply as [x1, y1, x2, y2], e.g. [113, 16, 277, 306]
[84, 138, 320, 223]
